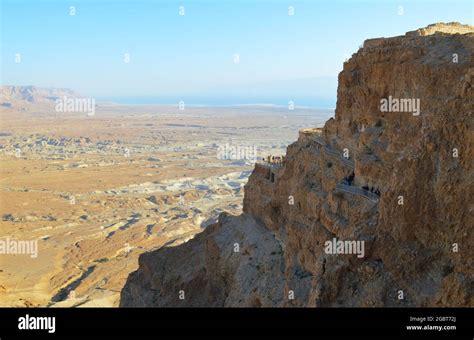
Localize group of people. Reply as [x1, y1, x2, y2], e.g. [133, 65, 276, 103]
[342, 171, 381, 197]
[342, 172, 355, 185]
[362, 185, 381, 197]
[263, 155, 285, 166]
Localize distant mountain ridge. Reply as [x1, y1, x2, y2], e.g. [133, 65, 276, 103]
[0, 86, 80, 109]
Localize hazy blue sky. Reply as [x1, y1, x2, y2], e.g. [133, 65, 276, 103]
[1, 0, 472, 106]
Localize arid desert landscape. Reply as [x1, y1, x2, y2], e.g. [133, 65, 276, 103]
[0, 88, 332, 306]
[1, 0, 472, 313]
[1, 0, 473, 336]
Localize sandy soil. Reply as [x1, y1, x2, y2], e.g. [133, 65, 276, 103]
[0, 104, 331, 306]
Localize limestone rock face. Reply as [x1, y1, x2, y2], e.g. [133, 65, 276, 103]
[120, 213, 285, 307]
[120, 23, 473, 307]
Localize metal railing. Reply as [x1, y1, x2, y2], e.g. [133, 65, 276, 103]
[256, 160, 283, 170]
[335, 182, 380, 203]
[313, 137, 325, 146]
[313, 137, 355, 169]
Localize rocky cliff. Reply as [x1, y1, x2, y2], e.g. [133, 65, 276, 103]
[120, 23, 473, 307]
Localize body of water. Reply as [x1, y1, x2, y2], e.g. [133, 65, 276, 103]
[96, 95, 336, 109]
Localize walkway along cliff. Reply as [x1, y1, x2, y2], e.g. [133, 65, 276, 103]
[120, 23, 473, 307]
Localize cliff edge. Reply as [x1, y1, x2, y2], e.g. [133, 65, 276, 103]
[120, 23, 473, 307]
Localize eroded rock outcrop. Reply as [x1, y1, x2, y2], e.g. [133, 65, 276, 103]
[120, 213, 286, 306]
[120, 23, 473, 307]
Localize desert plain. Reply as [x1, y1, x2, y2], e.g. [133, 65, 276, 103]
[0, 101, 331, 306]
